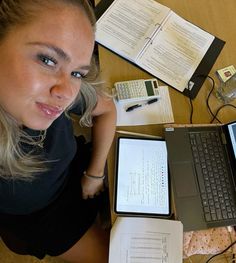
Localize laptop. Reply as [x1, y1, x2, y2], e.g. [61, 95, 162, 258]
[164, 121, 236, 231]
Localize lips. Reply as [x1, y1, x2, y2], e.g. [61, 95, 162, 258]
[36, 102, 63, 119]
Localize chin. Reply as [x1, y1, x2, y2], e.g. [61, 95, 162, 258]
[24, 120, 54, 131]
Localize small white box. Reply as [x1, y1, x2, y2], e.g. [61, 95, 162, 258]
[216, 65, 236, 82]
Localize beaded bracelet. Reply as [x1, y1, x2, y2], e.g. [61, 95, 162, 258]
[83, 171, 105, 180]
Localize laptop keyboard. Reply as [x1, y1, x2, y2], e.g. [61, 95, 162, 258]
[189, 130, 236, 222]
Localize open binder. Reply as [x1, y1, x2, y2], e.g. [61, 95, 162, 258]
[95, 0, 225, 99]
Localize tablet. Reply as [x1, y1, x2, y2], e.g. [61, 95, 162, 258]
[114, 137, 171, 217]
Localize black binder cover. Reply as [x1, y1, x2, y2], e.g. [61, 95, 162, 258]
[183, 37, 225, 99]
[95, 0, 225, 99]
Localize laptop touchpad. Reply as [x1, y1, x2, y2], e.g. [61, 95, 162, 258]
[172, 162, 198, 197]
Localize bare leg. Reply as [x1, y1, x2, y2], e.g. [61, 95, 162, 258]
[57, 223, 110, 263]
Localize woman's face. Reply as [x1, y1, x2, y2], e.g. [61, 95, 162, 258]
[0, 4, 94, 130]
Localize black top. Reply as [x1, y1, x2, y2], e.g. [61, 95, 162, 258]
[0, 100, 86, 215]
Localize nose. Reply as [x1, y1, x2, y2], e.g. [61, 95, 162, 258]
[50, 73, 79, 101]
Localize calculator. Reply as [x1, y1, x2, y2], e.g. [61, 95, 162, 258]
[114, 78, 160, 103]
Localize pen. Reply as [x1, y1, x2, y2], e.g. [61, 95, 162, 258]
[125, 98, 158, 112]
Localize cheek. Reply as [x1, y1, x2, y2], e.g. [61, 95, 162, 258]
[17, 64, 42, 91]
[15, 66, 51, 99]
[71, 79, 82, 98]
[68, 84, 81, 106]
[4, 59, 43, 97]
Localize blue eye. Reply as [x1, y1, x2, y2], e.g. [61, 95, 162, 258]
[71, 71, 84, 79]
[38, 54, 57, 67]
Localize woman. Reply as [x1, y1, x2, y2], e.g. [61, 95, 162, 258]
[0, 0, 116, 262]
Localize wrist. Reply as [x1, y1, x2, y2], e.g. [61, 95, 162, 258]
[83, 171, 105, 180]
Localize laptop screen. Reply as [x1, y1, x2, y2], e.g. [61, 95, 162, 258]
[115, 137, 170, 217]
[227, 122, 236, 159]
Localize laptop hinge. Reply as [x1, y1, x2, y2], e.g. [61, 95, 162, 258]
[221, 132, 227, 144]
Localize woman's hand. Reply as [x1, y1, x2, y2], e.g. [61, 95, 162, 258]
[81, 174, 104, 199]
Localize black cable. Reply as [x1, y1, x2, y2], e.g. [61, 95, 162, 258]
[204, 75, 236, 123]
[204, 75, 222, 123]
[205, 239, 236, 263]
[187, 74, 236, 124]
[187, 75, 213, 124]
[210, 103, 236, 123]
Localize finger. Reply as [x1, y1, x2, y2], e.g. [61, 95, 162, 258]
[82, 192, 90, 199]
[82, 194, 88, 200]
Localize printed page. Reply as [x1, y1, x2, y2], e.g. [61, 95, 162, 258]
[109, 217, 183, 263]
[116, 137, 169, 215]
[96, 0, 170, 61]
[137, 11, 215, 92]
[114, 86, 174, 126]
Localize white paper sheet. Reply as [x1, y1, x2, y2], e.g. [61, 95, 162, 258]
[109, 217, 183, 263]
[96, 0, 170, 60]
[138, 12, 214, 92]
[115, 86, 174, 126]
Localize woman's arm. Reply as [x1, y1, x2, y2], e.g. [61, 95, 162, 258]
[81, 94, 117, 199]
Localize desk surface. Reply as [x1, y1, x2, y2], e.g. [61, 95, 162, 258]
[95, 0, 236, 223]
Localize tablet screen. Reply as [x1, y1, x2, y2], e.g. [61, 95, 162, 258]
[115, 137, 170, 216]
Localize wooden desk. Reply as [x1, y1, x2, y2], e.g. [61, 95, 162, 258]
[95, 0, 236, 223]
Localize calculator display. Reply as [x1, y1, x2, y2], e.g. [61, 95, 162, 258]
[145, 81, 155, 96]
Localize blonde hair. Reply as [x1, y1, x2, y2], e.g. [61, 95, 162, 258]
[0, 0, 104, 180]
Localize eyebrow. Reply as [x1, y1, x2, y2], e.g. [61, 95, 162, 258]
[28, 42, 91, 70]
